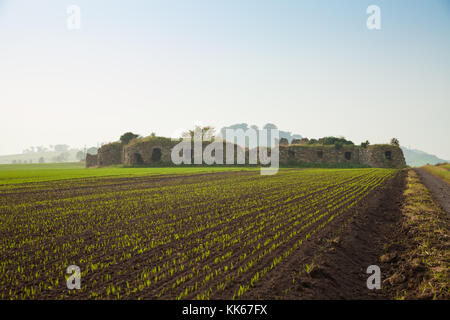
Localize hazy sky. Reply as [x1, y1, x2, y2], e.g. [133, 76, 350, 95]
[1, 0, 449, 159]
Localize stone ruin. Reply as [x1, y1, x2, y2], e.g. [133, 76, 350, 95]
[86, 137, 406, 169]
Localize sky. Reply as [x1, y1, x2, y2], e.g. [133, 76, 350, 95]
[1, 0, 449, 159]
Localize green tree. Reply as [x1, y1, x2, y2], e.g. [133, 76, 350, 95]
[361, 140, 370, 148]
[120, 132, 140, 145]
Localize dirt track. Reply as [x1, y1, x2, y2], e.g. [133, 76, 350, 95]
[415, 168, 450, 216]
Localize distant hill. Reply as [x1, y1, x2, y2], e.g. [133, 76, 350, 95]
[401, 147, 448, 167]
[0, 149, 83, 165]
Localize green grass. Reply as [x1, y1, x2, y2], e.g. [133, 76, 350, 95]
[423, 165, 450, 184]
[0, 163, 256, 185]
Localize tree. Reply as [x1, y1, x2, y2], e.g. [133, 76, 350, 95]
[361, 140, 370, 148]
[318, 136, 354, 146]
[38, 157, 45, 164]
[76, 151, 85, 161]
[120, 132, 139, 145]
[55, 152, 70, 162]
[54, 144, 70, 152]
[182, 126, 215, 141]
[390, 138, 400, 147]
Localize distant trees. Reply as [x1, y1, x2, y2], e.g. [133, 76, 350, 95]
[182, 126, 216, 140]
[54, 152, 70, 162]
[390, 138, 400, 147]
[54, 144, 70, 152]
[22, 145, 50, 154]
[36, 146, 47, 153]
[76, 151, 86, 161]
[120, 132, 140, 145]
[38, 157, 45, 163]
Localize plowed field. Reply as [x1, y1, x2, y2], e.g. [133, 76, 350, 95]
[0, 168, 399, 299]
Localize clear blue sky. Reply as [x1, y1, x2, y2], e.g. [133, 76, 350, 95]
[1, 0, 449, 158]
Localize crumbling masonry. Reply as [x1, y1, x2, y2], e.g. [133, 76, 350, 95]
[86, 137, 406, 169]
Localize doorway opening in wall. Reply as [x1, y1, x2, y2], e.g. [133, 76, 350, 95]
[317, 150, 323, 159]
[132, 153, 144, 165]
[151, 148, 162, 162]
[345, 152, 352, 160]
[385, 151, 392, 160]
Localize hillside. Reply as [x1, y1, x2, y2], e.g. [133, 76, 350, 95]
[401, 146, 448, 167]
[0, 149, 83, 165]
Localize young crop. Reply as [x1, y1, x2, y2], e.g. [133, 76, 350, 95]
[0, 168, 398, 299]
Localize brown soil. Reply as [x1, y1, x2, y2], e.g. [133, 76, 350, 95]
[1, 169, 413, 300]
[415, 168, 450, 216]
[246, 170, 407, 299]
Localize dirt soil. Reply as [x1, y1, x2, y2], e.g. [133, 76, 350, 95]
[415, 168, 450, 216]
[246, 171, 407, 299]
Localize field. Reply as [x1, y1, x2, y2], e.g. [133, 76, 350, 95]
[0, 163, 255, 185]
[422, 164, 450, 184]
[0, 166, 399, 299]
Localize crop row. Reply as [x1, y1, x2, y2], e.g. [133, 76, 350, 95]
[0, 168, 398, 299]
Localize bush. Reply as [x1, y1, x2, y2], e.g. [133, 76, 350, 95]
[120, 132, 140, 145]
[361, 140, 370, 148]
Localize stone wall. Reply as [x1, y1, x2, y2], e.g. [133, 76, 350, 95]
[279, 144, 405, 168]
[97, 142, 123, 166]
[94, 136, 406, 169]
[279, 145, 362, 166]
[362, 145, 406, 169]
[123, 138, 246, 166]
[123, 138, 175, 165]
[85, 153, 98, 167]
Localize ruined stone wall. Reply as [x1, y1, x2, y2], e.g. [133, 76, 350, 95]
[99, 136, 406, 169]
[279, 145, 361, 166]
[97, 142, 123, 166]
[123, 138, 175, 165]
[361, 145, 406, 168]
[85, 154, 98, 167]
[123, 138, 246, 166]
